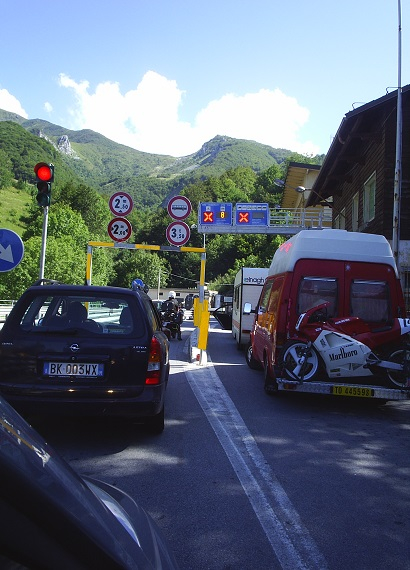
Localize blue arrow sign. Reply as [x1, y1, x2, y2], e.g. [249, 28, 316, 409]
[0, 229, 24, 272]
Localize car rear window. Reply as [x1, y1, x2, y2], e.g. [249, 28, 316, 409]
[17, 294, 146, 337]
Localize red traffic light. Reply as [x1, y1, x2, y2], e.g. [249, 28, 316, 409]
[34, 163, 54, 182]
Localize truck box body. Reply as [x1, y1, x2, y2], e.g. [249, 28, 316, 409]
[232, 267, 268, 348]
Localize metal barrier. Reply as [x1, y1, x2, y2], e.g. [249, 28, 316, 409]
[0, 300, 16, 327]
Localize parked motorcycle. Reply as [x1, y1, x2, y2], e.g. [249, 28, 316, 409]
[279, 302, 410, 389]
[161, 309, 183, 340]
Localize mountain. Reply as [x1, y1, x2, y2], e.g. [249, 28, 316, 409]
[0, 109, 293, 207]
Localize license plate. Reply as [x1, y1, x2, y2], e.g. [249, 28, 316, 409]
[332, 385, 374, 398]
[43, 362, 104, 377]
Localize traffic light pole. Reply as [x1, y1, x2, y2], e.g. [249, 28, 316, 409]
[39, 206, 49, 279]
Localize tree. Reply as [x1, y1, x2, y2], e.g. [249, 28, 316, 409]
[0, 235, 88, 298]
[22, 203, 90, 245]
[0, 149, 13, 189]
[56, 182, 112, 238]
[111, 249, 170, 291]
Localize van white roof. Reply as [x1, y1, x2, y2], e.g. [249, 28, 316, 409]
[268, 229, 398, 276]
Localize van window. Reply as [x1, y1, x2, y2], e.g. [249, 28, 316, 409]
[267, 277, 283, 314]
[297, 278, 338, 317]
[234, 285, 240, 310]
[350, 280, 390, 323]
[258, 283, 273, 314]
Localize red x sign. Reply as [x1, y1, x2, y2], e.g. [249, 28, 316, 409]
[238, 212, 249, 223]
[203, 211, 214, 223]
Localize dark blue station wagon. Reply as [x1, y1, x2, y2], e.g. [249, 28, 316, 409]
[0, 282, 170, 433]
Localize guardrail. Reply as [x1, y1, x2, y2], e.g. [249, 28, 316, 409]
[0, 300, 16, 328]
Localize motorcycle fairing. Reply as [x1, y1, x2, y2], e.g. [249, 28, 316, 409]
[313, 330, 373, 378]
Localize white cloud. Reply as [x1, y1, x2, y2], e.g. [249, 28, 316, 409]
[0, 89, 28, 118]
[59, 71, 319, 157]
[44, 101, 53, 113]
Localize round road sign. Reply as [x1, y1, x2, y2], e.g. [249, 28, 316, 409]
[109, 192, 134, 217]
[0, 228, 24, 272]
[166, 221, 190, 246]
[107, 217, 132, 242]
[167, 195, 192, 220]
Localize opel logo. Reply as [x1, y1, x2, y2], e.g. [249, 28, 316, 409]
[69, 343, 80, 353]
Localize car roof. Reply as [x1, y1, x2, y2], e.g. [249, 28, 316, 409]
[25, 282, 149, 298]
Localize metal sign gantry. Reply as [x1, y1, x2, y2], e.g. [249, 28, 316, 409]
[198, 202, 332, 234]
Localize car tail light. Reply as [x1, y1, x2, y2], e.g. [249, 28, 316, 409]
[146, 336, 161, 385]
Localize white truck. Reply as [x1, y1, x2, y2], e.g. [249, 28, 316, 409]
[232, 267, 268, 349]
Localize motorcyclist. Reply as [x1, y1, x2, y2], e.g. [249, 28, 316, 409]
[161, 291, 183, 340]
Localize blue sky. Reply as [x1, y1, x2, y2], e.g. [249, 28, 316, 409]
[1, 0, 408, 157]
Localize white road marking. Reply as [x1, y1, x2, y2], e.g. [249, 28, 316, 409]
[185, 357, 328, 570]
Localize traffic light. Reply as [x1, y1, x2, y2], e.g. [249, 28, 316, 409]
[34, 163, 54, 207]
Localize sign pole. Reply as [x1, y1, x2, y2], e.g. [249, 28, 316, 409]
[39, 206, 49, 279]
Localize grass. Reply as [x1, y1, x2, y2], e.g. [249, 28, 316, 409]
[0, 185, 33, 236]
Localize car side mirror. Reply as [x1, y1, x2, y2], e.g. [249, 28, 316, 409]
[243, 302, 254, 315]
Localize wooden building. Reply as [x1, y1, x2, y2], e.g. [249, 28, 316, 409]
[308, 85, 410, 273]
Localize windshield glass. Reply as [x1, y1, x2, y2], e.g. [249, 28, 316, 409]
[18, 294, 145, 337]
[297, 277, 338, 317]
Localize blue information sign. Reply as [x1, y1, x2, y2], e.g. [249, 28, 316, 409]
[235, 203, 269, 226]
[0, 229, 24, 272]
[199, 203, 233, 225]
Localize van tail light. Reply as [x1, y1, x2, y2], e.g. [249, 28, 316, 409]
[146, 336, 161, 385]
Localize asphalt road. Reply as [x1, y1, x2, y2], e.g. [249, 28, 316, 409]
[34, 318, 410, 570]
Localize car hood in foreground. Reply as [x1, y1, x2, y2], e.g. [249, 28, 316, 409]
[0, 397, 179, 569]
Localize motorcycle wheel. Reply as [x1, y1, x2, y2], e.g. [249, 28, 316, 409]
[280, 341, 319, 382]
[384, 345, 410, 389]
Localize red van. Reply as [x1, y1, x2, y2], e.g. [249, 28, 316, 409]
[245, 229, 407, 396]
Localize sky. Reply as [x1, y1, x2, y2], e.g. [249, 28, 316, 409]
[1, 1, 408, 158]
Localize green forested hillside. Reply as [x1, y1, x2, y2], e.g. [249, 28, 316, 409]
[0, 109, 304, 207]
[0, 108, 323, 299]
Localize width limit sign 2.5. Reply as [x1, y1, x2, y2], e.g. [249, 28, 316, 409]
[107, 217, 132, 242]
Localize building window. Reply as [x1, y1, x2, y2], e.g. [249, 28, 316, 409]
[334, 208, 346, 229]
[352, 193, 359, 231]
[363, 172, 376, 223]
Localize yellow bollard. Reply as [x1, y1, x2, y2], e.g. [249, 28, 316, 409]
[197, 300, 210, 350]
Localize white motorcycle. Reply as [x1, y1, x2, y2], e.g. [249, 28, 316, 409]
[279, 302, 410, 389]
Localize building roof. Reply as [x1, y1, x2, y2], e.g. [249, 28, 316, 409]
[308, 85, 410, 206]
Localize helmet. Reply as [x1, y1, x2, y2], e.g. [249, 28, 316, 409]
[131, 278, 149, 293]
[168, 291, 176, 299]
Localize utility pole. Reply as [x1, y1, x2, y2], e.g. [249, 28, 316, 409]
[392, 0, 402, 273]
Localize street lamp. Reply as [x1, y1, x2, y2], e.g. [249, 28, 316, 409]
[274, 179, 333, 208]
[274, 179, 346, 219]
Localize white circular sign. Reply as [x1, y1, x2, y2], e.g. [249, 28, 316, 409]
[167, 195, 192, 220]
[108, 217, 132, 242]
[166, 221, 190, 246]
[109, 192, 134, 217]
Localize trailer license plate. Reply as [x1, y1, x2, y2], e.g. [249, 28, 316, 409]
[332, 386, 374, 398]
[43, 362, 104, 378]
